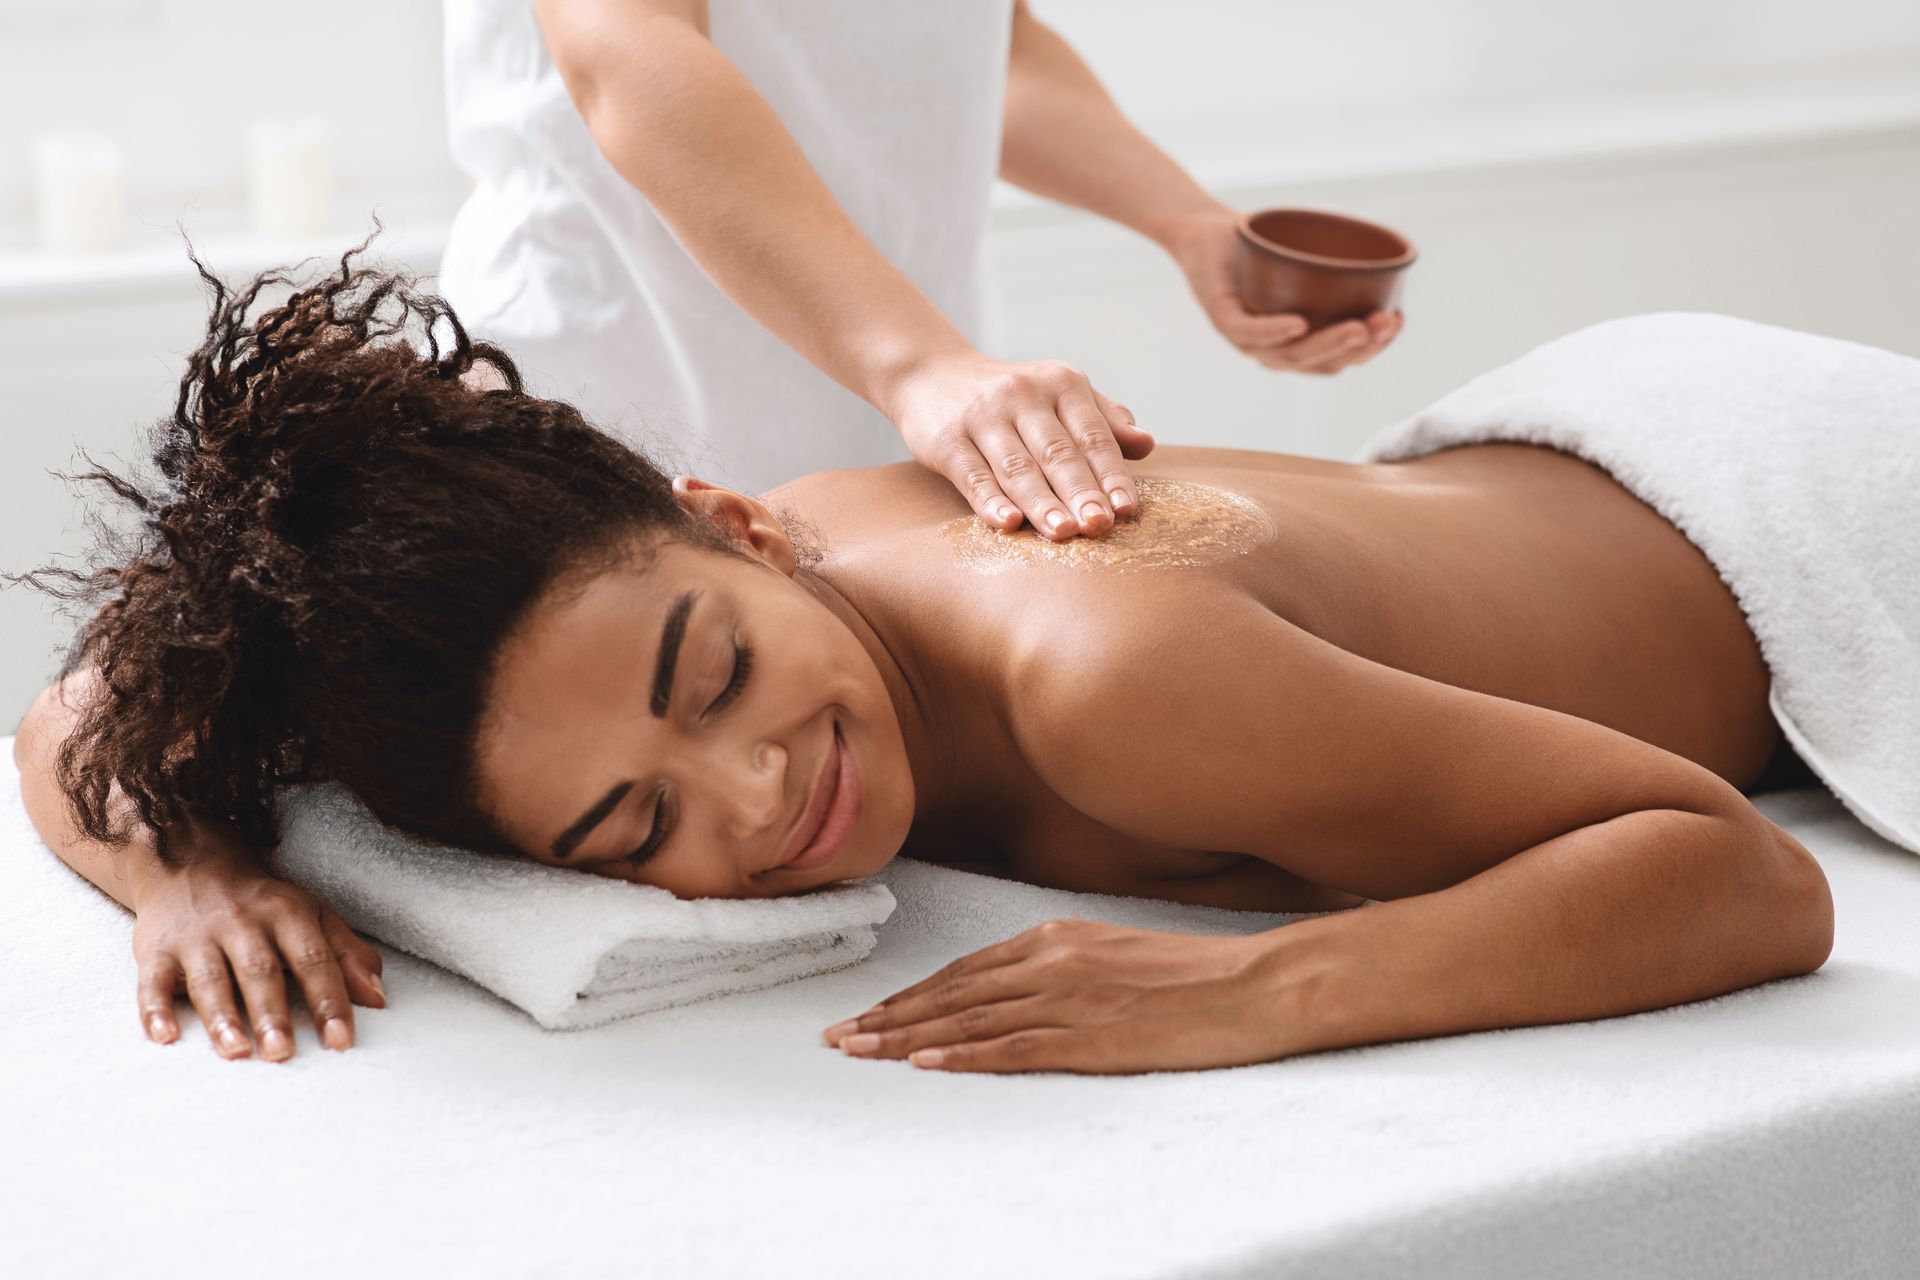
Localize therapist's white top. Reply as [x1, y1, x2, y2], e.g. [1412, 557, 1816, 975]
[439, 0, 1015, 495]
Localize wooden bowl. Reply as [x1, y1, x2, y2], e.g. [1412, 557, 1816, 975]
[1234, 208, 1416, 327]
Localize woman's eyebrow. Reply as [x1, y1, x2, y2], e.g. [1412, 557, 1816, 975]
[651, 589, 700, 717]
[551, 588, 701, 860]
[552, 779, 635, 861]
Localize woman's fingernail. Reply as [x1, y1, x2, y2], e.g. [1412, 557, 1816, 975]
[1044, 510, 1070, 534]
[992, 502, 1016, 523]
[147, 1014, 173, 1042]
[219, 1025, 249, 1056]
[261, 1028, 292, 1059]
[368, 972, 385, 1000]
[822, 1019, 859, 1044]
[842, 1033, 881, 1054]
[1079, 500, 1107, 526]
[1109, 488, 1133, 512]
[323, 1018, 352, 1050]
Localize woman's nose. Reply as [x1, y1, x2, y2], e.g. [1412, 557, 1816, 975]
[714, 738, 787, 839]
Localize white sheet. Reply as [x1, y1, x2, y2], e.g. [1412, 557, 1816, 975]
[3, 734, 1917, 1278]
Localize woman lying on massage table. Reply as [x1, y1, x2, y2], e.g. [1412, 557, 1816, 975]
[9, 249, 1834, 1075]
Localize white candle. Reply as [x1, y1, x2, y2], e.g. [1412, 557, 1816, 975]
[31, 132, 128, 253]
[247, 116, 335, 239]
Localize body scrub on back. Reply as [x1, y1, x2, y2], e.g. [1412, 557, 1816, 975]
[940, 477, 1275, 573]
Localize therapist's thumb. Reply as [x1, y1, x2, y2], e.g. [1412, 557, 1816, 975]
[1096, 391, 1154, 460]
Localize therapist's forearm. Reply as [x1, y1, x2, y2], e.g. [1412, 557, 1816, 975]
[1001, 8, 1232, 251]
[549, 15, 972, 416]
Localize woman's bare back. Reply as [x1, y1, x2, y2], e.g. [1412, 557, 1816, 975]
[768, 442, 1781, 910]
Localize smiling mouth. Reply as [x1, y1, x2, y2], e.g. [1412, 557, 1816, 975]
[772, 723, 860, 872]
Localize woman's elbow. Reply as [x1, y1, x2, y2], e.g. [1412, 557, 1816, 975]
[1738, 812, 1835, 976]
[1776, 824, 1836, 973]
[15, 678, 67, 765]
[16, 668, 95, 749]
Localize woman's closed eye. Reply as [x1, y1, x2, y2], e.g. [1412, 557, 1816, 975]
[626, 790, 675, 868]
[626, 640, 751, 869]
[704, 638, 753, 718]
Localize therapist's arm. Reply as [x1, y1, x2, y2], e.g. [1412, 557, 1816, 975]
[1001, 3, 1227, 265]
[1000, 1, 1400, 375]
[532, 0, 1153, 540]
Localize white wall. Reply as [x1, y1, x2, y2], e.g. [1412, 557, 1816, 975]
[0, 0, 462, 243]
[4, 0, 1915, 231]
[1, 1, 1917, 725]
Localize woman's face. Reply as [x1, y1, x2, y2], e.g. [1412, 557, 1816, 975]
[473, 485, 915, 898]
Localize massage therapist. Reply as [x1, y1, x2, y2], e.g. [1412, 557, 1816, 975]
[439, 0, 1404, 540]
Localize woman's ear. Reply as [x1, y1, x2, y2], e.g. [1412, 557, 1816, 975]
[671, 476, 798, 577]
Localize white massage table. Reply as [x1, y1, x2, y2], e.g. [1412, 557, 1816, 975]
[3, 733, 1916, 1278]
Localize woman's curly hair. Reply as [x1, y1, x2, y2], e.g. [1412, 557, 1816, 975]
[5, 228, 729, 866]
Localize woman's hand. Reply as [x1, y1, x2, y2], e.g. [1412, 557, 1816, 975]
[1165, 208, 1403, 375]
[130, 840, 386, 1062]
[886, 347, 1155, 541]
[820, 917, 1299, 1075]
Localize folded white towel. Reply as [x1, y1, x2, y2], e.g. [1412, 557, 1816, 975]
[269, 779, 897, 1030]
[1359, 312, 1920, 854]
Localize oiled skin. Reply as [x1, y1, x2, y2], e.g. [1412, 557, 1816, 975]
[770, 442, 1784, 912]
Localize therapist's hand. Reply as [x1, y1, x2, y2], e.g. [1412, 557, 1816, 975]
[885, 347, 1154, 540]
[1165, 208, 1403, 375]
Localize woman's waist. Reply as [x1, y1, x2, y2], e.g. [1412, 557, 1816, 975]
[1256, 448, 1774, 755]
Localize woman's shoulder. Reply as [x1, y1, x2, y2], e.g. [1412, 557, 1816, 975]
[998, 574, 1262, 724]
[766, 462, 957, 529]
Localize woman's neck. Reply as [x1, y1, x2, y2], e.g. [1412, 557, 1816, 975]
[797, 565, 966, 821]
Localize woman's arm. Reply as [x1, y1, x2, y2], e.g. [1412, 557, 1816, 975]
[1253, 794, 1833, 1059]
[16, 670, 188, 911]
[1010, 598, 1834, 1046]
[531, 0, 1151, 538]
[14, 670, 385, 1059]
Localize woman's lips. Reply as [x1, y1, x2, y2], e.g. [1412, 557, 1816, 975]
[776, 725, 861, 871]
